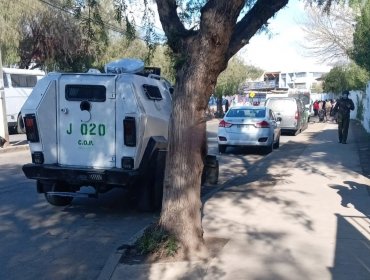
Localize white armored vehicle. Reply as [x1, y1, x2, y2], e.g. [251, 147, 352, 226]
[21, 59, 177, 210]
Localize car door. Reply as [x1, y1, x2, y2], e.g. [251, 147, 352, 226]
[58, 74, 117, 168]
[269, 109, 279, 141]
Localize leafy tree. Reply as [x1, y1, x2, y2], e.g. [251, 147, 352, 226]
[214, 57, 250, 97]
[111, 0, 291, 257]
[351, 1, 370, 72]
[107, 0, 340, 257]
[323, 62, 369, 93]
[18, 10, 88, 70]
[0, 0, 44, 66]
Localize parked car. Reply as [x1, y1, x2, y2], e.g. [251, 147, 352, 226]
[217, 106, 281, 154]
[265, 97, 309, 135]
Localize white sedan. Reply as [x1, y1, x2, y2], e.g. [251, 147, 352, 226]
[217, 106, 281, 154]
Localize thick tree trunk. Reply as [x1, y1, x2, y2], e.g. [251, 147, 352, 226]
[159, 69, 210, 257]
[156, 0, 290, 257]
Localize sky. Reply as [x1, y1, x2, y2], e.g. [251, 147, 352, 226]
[240, 0, 332, 73]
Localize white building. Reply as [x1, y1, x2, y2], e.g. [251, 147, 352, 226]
[279, 71, 326, 90]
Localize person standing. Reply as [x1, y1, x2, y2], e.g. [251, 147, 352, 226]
[332, 90, 355, 144]
[325, 99, 332, 122]
[313, 100, 319, 116]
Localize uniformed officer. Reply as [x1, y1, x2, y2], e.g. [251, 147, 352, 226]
[333, 90, 355, 144]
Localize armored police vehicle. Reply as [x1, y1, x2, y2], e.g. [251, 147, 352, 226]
[21, 59, 176, 210]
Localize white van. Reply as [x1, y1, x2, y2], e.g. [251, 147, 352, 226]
[2, 68, 45, 133]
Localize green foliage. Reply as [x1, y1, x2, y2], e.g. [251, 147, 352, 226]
[136, 225, 179, 257]
[214, 56, 262, 98]
[323, 63, 370, 93]
[351, 1, 370, 73]
[0, 0, 44, 65]
[311, 82, 324, 93]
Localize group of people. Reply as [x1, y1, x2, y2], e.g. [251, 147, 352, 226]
[313, 91, 355, 144]
[313, 99, 336, 121]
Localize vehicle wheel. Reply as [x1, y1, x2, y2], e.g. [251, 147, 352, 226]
[273, 134, 280, 149]
[218, 144, 227, 154]
[17, 114, 26, 134]
[44, 182, 73, 206]
[263, 139, 274, 154]
[137, 151, 165, 212]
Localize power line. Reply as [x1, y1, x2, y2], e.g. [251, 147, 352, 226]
[36, 0, 166, 42]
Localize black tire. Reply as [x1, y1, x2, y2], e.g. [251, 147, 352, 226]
[263, 138, 274, 154]
[273, 134, 280, 149]
[44, 182, 73, 206]
[17, 114, 26, 134]
[137, 151, 165, 212]
[218, 144, 227, 154]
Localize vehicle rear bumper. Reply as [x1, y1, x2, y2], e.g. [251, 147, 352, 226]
[22, 163, 139, 186]
[218, 138, 273, 147]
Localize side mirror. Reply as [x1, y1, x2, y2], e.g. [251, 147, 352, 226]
[169, 87, 174, 94]
[277, 117, 282, 122]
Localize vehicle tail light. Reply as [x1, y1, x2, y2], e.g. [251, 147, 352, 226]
[219, 120, 232, 128]
[24, 114, 40, 142]
[123, 117, 136, 147]
[295, 111, 299, 119]
[255, 120, 270, 128]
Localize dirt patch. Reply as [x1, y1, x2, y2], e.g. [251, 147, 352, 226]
[120, 236, 229, 265]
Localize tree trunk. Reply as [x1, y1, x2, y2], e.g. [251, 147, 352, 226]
[156, 0, 290, 257]
[159, 68, 210, 257]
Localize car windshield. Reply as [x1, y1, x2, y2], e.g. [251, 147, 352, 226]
[267, 99, 296, 112]
[226, 108, 265, 118]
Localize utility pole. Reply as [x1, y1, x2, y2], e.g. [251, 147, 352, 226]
[0, 48, 9, 147]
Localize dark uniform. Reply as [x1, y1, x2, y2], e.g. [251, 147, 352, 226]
[333, 91, 355, 144]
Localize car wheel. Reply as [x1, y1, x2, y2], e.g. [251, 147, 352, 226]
[218, 144, 227, 154]
[44, 182, 73, 206]
[273, 134, 280, 149]
[263, 139, 274, 154]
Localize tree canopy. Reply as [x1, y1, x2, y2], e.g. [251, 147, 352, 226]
[323, 62, 369, 93]
[351, 0, 370, 73]
[214, 56, 263, 97]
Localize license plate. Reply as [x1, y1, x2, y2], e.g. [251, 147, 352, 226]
[237, 124, 251, 132]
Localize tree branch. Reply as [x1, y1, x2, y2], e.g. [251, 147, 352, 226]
[155, 0, 196, 52]
[227, 0, 289, 59]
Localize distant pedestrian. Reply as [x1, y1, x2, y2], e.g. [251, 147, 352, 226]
[225, 99, 229, 113]
[332, 90, 355, 144]
[313, 100, 319, 116]
[325, 99, 332, 121]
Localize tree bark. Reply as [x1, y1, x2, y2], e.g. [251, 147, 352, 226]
[156, 0, 289, 256]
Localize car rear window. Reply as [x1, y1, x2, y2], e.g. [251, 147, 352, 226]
[267, 99, 296, 112]
[226, 108, 265, 118]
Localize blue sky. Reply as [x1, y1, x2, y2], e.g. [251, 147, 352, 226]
[240, 0, 332, 72]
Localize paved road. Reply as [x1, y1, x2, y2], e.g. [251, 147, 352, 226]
[0, 120, 304, 280]
[0, 150, 154, 280]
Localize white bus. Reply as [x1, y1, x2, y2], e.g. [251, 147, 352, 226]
[2, 68, 45, 133]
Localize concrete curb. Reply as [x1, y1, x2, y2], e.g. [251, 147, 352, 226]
[97, 225, 149, 280]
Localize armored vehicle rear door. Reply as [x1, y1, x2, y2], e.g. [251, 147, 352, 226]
[58, 75, 116, 168]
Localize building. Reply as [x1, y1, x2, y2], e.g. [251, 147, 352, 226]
[279, 71, 326, 90]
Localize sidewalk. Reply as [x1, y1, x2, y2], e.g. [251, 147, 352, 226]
[108, 120, 370, 280]
[0, 134, 28, 154]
